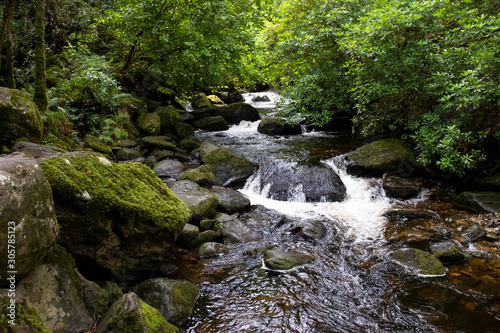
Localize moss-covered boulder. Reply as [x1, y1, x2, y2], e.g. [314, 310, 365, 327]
[179, 165, 217, 187]
[0, 153, 58, 286]
[219, 102, 260, 124]
[138, 136, 177, 151]
[207, 95, 225, 107]
[176, 223, 216, 249]
[173, 122, 195, 140]
[116, 96, 148, 121]
[430, 241, 467, 265]
[84, 134, 112, 154]
[347, 138, 419, 177]
[155, 106, 182, 134]
[115, 148, 142, 161]
[132, 278, 199, 326]
[0, 290, 51, 333]
[391, 248, 446, 277]
[0, 88, 43, 147]
[191, 92, 212, 109]
[198, 242, 230, 258]
[198, 142, 256, 187]
[179, 138, 201, 151]
[192, 115, 229, 131]
[455, 191, 500, 214]
[40, 155, 190, 281]
[257, 117, 302, 136]
[136, 113, 162, 135]
[168, 180, 219, 223]
[263, 250, 315, 271]
[96, 292, 179, 333]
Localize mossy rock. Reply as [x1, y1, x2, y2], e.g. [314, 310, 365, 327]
[138, 136, 177, 151]
[219, 102, 260, 124]
[430, 241, 467, 265]
[155, 106, 182, 134]
[198, 242, 229, 258]
[0, 88, 43, 147]
[455, 191, 500, 214]
[40, 154, 190, 281]
[263, 249, 315, 271]
[13, 141, 67, 159]
[391, 248, 446, 277]
[179, 138, 201, 151]
[191, 92, 212, 109]
[192, 115, 229, 131]
[116, 148, 142, 161]
[84, 134, 112, 154]
[179, 165, 217, 187]
[257, 116, 301, 136]
[157, 86, 176, 103]
[99, 281, 125, 308]
[116, 96, 148, 121]
[145, 99, 162, 113]
[0, 292, 51, 333]
[175, 224, 200, 249]
[136, 113, 161, 135]
[96, 292, 179, 333]
[207, 95, 225, 107]
[474, 174, 500, 191]
[123, 120, 141, 140]
[347, 138, 418, 177]
[173, 122, 195, 140]
[168, 180, 219, 223]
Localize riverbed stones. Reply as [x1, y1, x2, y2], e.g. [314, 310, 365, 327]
[96, 292, 179, 333]
[198, 242, 230, 258]
[430, 241, 467, 265]
[192, 115, 229, 131]
[289, 220, 328, 240]
[454, 191, 500, 214]
[382, 176, 422, 199]
[256, 158, 346, 202]
[213, 213, 262, 243]
[210, 185, 251, 214]
[218, 102, 260, 124]
[263, 249, 315, 271]
[0, 88, 43, 147]
[174, 122, 195, 140]
[155, 106, 182, 134]
[460, 223, 486, 243]
[0, 153, 58, 286]
[257, 116, 302, 135]
[115, 147, 142, 161]
[179, 165, 217, 187]
[390, 248, 446, 277]
[154, 159, 185, 180]
[131, 278, 199, 326]
[347, 138, 418, 177]
[138, 136, 177, 151]
[168, 180, 219, 222]
[176, 224, 216, 249]
[40, 154, 190, 282]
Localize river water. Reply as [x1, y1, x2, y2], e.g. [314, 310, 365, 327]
[173, 93, 500, 333]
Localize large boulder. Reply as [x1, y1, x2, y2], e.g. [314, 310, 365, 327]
[454, 191, 500, 214]
[198, 142, 256, 187]
[179, 165, 217, 187]
[138, 136, 177, 151]
[136, 113, 162, 135]
[347, 138, 418, 177]
[0, 153, 58, 286]
[168, 180, 219, 222]
[0, 290, 51, 332]
[192, 115, 229, 131]
[191, 92, 212, 109]
[0, 88, 43, 147]
[390, 248, 446, 277]
[131, 278, 199, 326]
[219, 102, 260, 124]
[155, 106, 182, 134]
[382, 176, 422, 199]
[40, 154, 191, 282]
[96, 292, 179, 333]
[213, 213, 262, 243]
[13, 141, 66, 159]
[210, 185, 251, 214]
[253, 158, 346, 202]
[257, 117, 302, 135]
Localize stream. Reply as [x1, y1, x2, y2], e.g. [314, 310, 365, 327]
[171, 92, 500, 333]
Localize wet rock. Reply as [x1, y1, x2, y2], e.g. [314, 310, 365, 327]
[289, 220, 328, 240]
[114, 139, 138, 148]
[393, 229, 433, 244]
[84, 134, 112, 154]
[347, 138, 419, 177]
[383, 210, 436, 221]
[40, 155, 190, 282]
[174, 122, 195, 140]
[198, 142, 256, 187]
[207, 95, 225, 106]
[382, 176, 422, 199]
[115, 147, 142, 161]
[430, 241, 467, 265]
[219, 102, 260, 124]
[455, 191, 500, 214]
[180, 138, 201, 151]
[168, 180, 219, 222]
[138, 136, 177, 151]
[244, 244, 278, 258]
[154, 159, 185, 179]
[0, 88, 43, 147]
[179, 165, 217, 187]
[255, 158, 346, 202]
[0, 153, 58, 286]
[211, 185, 251, 214]
[131, 278, 199, 326]
[200, 218, 215, 231]
[13, 141, 66, 159]
[263, 250, 315, 271]
[213, 213, 262, 243]
[485, 232, 500, 242]
[390, 248, 446, 277]
[192, 115, 229, 131]
[176, 224, 200, 248]
[96, 292, 179, 333]
[199, 242, 230, 258]
[136, 112, 161, 135]
[257, 116, 302, 135]
[251, 95, 271, 102]
[460, 223, 485, 243]
[155, 106, 182, 134]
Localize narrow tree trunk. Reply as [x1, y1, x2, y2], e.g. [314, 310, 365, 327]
[0, 3, 8, 69]
[34, 0, 48, 113]
[5, 0, 15, 88]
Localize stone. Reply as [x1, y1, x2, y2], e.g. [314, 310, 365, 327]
[207, 95, 225, 106]
[198, 242, 230, 258]
[115, 96, 148, 121]
[99, 280, 124, 308]
[191, 92, 212, 109]
[113, 139, 138, 148]
[154, 159, 185, 179]
[84, 134, 112, 154]
[474, 174, 500, 191]
[210, 185, 251, 214]
[81, 276, 109, 318]
[289, 220, 327, 240]
[174, 122, 195, 140]
[257, 117, 302, 135]
[96, 292, 179, 333]
[213, 213, 262, 244]
[0, 153, 58, 286]
[347, 138, 419, 177]
[155, 106, 182, 134]
[198, 142, 256, 187]
[219, 102, 260, 124]
[180, 138, 201, 151]
[175, 223, 200, 249]
[131, 278, 199, 326]
[390, 248, 446, 277]
[455, 191, 500, 214]
[138, 136, 177, 151]
[251, 95, 271, 102]
[263, 249, 315, 271]
[13, 141, 66, 159]
[179, 165, 217, 187]
[0, 88, 43, 146]
[199, 218, 215, 231]
[0, 290, 51, 333]
[382, 176, 422, 199]
[383, 210, 436, 221]
[168, 180, 219, 222]
[115, 148, 142, 161]
[40, 155, 190, 282]
[460, 223, 486, 243]
[136, 112, 162, 135]
[192, 115, 229, 131]
[430, 241, 467, 264]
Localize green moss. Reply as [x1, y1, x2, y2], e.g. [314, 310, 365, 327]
[155, 106, 182, 133]
[140, 300, 179, 333]
[174, 123, 195, 140]
[169, 283, 199, 324]
[0, 298, 51, 333]
[180, 139, 201, 151]
[139, 136, 177, 151]
[44, 244, 81, 291]
[84, 134, 112, 154]
[136, 113, 161, 135]
[190, 93, 212, 109]
[348, 138, 413, 168]
[40, 155, 190, 233]
[179, 165, 216, 186]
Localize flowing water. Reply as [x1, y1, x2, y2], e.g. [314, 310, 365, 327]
[173, 93, 500, 332]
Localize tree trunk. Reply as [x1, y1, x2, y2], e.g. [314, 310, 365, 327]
[4, 0, 15, 88]
[34, 0, 48, 113]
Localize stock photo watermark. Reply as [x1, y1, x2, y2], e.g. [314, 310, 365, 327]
[5, 221, 17, 326]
